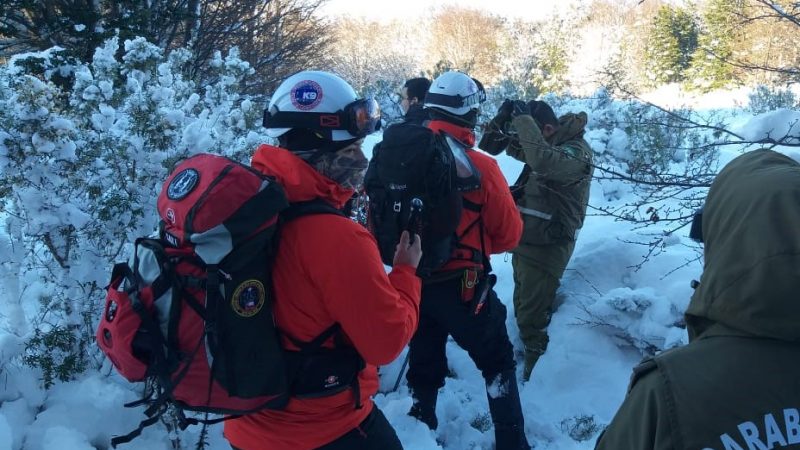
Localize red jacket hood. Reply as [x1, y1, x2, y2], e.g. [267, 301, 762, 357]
[250, 144, 354, 209]
[427, 120, 476, 148]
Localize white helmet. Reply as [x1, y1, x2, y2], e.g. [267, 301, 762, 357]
[263, 70, 381, 141]
[424, 71, 485, 116]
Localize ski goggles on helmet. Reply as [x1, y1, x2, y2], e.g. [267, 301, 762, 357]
[263, 97, 382, 138]
[425, 87, 487, 111]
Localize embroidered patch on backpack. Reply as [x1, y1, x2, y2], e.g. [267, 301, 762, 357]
[231, 280, 266, 317]
[167, 168, 199, 200]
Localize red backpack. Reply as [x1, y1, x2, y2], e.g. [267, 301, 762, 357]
[97, 154, 364, 447]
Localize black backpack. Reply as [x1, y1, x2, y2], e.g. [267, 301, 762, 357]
[365, 123, 481, 276]
[97, 154, 364, 447]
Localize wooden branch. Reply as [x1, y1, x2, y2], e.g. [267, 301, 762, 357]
[42, 232, 70, 269]
[753, 0, 800, 27]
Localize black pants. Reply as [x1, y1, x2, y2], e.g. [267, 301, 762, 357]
[230, 407, 402, 450]
[406, 274, 516, 390]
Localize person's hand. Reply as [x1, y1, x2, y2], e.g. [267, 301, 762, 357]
[393, 230, 422, 268]
[498, 99, 514, 119]
[511, 100, 531, 117]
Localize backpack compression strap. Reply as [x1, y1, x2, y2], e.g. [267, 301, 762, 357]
[453, 198, 486, 266]
[278, 199, 366, 408]
[423, 198, 487, 284]
[110, 297, 206, 445]
[111, 241, 222, 448]
[283, 323, 367, 409]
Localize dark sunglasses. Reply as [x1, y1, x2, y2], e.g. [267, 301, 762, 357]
[263, 97, 382, 138]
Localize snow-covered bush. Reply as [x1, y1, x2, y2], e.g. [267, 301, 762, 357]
[0, 38, 270, 387]
[580, 287, 687, 355]
[616, 101, 720, 176]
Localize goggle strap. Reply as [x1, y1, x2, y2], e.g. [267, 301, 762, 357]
[263, 110, 346, 131]
[263, 98, 380, 137]
[426, 91, 484, 109]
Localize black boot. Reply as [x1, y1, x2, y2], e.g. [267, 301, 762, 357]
[408, 386, 439, 431]
[486, 371, 531, 450]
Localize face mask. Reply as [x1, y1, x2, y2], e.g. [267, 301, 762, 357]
[313, 142, 368, 191]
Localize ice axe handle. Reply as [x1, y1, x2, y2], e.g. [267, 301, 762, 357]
[407, 198, 423, 246]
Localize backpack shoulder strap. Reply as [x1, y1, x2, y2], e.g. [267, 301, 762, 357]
[281, 199, 345, 223]
[462, 197, 482, 213]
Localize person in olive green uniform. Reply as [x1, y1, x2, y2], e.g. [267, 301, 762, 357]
[595, 149, 800, 450]
[481, 100, 594, 380]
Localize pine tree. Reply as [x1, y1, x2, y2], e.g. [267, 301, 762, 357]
[644, 5, 699, 85]
[530, 18, 571, 95]
[689, 0, 745, 90]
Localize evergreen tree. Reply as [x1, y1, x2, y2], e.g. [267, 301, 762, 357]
[530, 18, 572, 94]
[689, 0, 745, 90]
[644, 5, 698, 85]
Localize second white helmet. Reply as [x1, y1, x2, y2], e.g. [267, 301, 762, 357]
[424, 71, 485, 116]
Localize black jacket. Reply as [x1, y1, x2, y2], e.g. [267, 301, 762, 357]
[402, 104, 428, 126]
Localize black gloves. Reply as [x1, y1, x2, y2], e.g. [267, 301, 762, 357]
[479, 100, 515, 155]
[510, 100, 531, 117]
[495, 98, 535, 121]
[479, 98, 547, 155]
[496, 99, 514, 121]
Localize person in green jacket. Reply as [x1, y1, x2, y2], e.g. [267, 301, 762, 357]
[595, 149, 800, 450]
[481, 100, 594, 380]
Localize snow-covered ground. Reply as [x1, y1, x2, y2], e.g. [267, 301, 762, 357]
[1, 84, 799, 449]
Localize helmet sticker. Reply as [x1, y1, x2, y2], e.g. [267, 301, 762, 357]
[290, 80, 324, 111]
[167, 168, 199, 200]
[231, 279, 266, 317]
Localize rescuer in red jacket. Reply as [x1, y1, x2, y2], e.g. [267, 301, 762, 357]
[224, 70, 422, 450]
[404, 71, 530, 450]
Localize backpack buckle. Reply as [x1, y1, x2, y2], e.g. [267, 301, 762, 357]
[393, 201, 402, 212]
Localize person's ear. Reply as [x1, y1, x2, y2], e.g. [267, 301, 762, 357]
[542, 124, 556, 137]
[408, 96, 419, 106]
